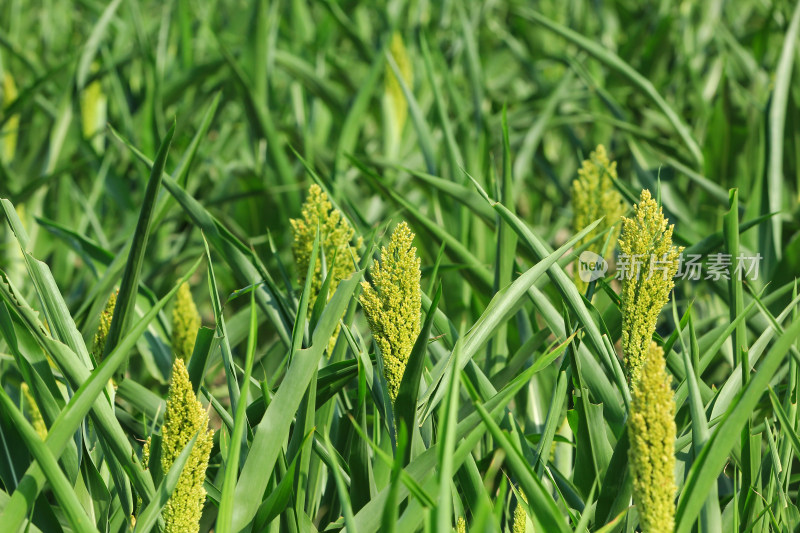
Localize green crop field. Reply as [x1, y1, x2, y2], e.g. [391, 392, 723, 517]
[1, 1, 800, 532]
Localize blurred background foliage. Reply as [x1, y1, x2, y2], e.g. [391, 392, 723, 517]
[2, 0, 800, 531]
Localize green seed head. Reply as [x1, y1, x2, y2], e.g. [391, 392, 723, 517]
[92, 289, 117, 361]
[628, 342, 676, 533]
[571, 145, 625, 291]
[21, 382, 47, 440]
[2, 71, 19, 163]
[291, 184, 362, 354]
[456, 516, 467, 533]
[136, 435, 152, 516]
[142, 436, 151, 470]
[513, 490, 527, 533]
[619, 189, 682, 385]
[385, 32, 413, 141]
[360, 221, 421, 402]
[161, 359, 214, 533]
[80, 62, 107, 152]
[172, 282, 201, 362]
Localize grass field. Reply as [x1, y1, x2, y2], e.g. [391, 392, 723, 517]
[2, 1, 800, 532]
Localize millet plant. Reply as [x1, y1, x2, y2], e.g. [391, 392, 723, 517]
[1, 1, 800, 532]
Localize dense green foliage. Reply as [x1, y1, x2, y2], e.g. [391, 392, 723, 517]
[2, 1, 800, 532]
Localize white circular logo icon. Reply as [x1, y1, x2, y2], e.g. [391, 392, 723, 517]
[578, 251, 608, 283]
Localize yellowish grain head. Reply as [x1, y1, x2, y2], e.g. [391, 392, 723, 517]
[359, 222, 421, 401]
